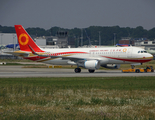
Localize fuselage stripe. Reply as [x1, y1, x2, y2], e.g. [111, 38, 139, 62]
[102, 56, 153, 63]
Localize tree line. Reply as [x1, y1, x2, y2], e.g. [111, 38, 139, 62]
[0, 25, 155, 46]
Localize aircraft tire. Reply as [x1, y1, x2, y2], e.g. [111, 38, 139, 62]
[88, 69, 95, 73]
[135, 69, 140, 73]
[75, 68, 81, 73]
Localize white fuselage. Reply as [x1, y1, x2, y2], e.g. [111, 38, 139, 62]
[34, 47, 153, 66]
[12, 25, 153, 73]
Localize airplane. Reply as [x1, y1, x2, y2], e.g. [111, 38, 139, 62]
[6, 25, 153, 73]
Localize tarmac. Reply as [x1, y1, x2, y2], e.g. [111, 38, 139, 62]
[0, 65, 155, 78]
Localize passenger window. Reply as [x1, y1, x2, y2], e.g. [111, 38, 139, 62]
[138, 51, 140, 53]
[141, 51, 143, 53]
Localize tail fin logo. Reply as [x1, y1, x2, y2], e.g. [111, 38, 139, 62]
[19, 33, 29, 45]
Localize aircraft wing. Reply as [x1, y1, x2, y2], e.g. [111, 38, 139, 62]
[35, 52, 86, 61]
[4, 51, 29, 57]
[28, 45, 89, 62]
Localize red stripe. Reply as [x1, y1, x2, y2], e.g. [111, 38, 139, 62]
[46, 51, 88, 56]
[24, 56, 48, 61]
[102, 56, 152, 63]
[24, 51, 88, 61]
[55, 51, 88, 54]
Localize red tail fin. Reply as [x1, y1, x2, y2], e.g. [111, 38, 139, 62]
[14, 25, 44, 52]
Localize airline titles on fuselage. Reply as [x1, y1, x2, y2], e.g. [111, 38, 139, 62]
[89, 48, 127, 53]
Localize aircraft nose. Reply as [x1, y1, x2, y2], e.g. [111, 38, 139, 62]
[147, 53, 153, 59]
[143, 53, 153, 60]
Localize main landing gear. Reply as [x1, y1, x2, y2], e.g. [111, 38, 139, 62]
[88, 69, 95, 73]
[74, 68, 81, 73]
[74, 68, 95, 73]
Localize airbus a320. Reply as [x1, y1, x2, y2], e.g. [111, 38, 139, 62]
[7, 25, 153, 73]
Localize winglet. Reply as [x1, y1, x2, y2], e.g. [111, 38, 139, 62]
[28, 45, 39, 55]
[28, 45, 59, 58]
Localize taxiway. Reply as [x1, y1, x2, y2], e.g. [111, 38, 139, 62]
[0, 66, 155, 78]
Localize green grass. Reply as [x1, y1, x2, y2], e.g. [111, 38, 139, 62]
[1, 77, 155, 90]
[1, 77, 155, 119]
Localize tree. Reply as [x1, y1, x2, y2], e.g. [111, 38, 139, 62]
[132, 26, 147, 38]
[148, 28, 155, 40]
[0, 25, 155, 46]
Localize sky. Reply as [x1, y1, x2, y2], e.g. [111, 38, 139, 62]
[0, 0, 155, 30]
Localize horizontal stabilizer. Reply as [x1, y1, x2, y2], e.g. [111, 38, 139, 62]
[4, 51, 29, 57]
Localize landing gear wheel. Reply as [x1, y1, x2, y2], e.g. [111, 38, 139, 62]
[135, 69, 140, 73]
[74, 68, 81, 73]
[88, 69, 95, 73]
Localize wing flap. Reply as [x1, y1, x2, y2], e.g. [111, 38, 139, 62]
[4, 51, 29, 57]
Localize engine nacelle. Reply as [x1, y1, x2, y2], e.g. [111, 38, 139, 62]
[101, 64, 120, 69]
[84, 60, 100, 70]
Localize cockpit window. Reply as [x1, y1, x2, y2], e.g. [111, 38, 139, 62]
[138, 50, 147, 53]
[144, 51, 147, 53]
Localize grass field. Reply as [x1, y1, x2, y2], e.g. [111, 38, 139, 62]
[1, 77, 155, 119]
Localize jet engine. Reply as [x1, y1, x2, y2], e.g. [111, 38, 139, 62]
[84, 60, 100, 70]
